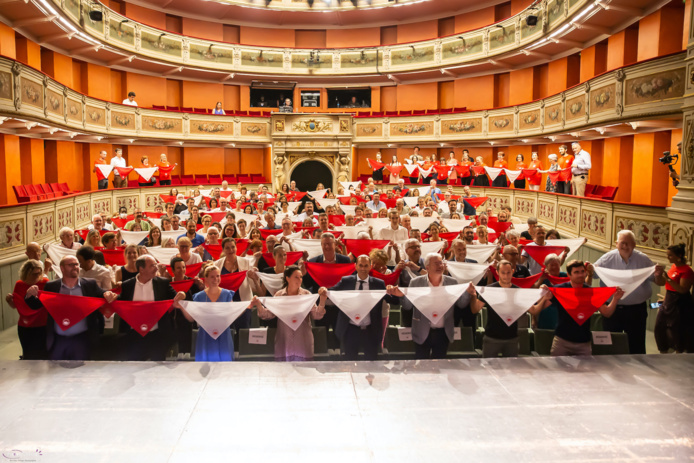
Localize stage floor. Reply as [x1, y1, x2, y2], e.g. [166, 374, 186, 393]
[1, 355, 693, 462]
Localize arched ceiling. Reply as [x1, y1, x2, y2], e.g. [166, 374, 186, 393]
[121, 0, 507, 29]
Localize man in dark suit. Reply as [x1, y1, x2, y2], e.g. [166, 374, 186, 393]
[169, 256, 204, 356]
[118, 255, 186, 361]
[330, 255, 399, 361]
[302, 232, 352, 334]
[25, 255, 117, 361]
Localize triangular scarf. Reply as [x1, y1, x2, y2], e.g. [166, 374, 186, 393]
[110, 299, 174, 336]
[415, 186, 431, 197]
[316, 198, 339, 209]
[476, 286, 546, 326]
[178, 300, 249, 340]
[170, 279, 195, 293]
[166, 262, 203, 278]
[290, 239, 325, 260]
[472, 166, 487, 175]
[287, 201, 303, 212]
[403, 164, 419, 176]
[409, 217, 439, 232]
[434, 165, 451, 179]
[201, 244, 223, 260]
[258, 229, 283, 241]
[134, 167, 159, 182]
[440, 219, 473, 232]
[504, 169, 523, 182]
[333, 226, 362, 240]
[95, 164, 114, 178]
[369, 268, 402, 286]
[367, 158, 386, 170]
[546, 238, 585, 259]
[146, 246, 179, 264]
[523, 245, 568, 266]
[486, 219, 513, 233]
[97, 248, 126, 267]
[258, 273, 284, 296]
[339, 205, 358, 215]
[461, 196, 488, 209]
[328, 215, 346, 226]
[119, 230, 150, 245]
[488, 266, 544, 288]
[114, 166, 134, 177]
[44, 243, 77, 278]
[157, 164, 176, 174]
[546, 274, 570, 285]
[305, 262, 355, 288]
[307, 189, 328, 199]
[419, 167, 434, 178]
[38, 290, 105, 331]
[403, 197, 419, 208]
[159, 194, 176, 203]
[387, 165, 404, 176]
[400, 284, 468, 324]
[260, 293, 318, 331]
[339, 181, 362, 191]
[484, 167, 503, 181]
[219, 271, 248, 292]
[261, 251, 303, 267]
[343, 239, 390, 257]
[161, 230, 183, 242]
[465, 244, 497, 263]
[454, 165, 470, 177]
[328, 290, 387, 325]
[446, 261, 488, 285]
[548, 286, 617, 326]
[592, 265, 655, 299]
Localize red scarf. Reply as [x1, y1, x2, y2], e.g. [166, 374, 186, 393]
[262, 251, 303, 267]
[166, 262, 203, 278]
[461, 196, 488, 209]
[488, 266, 544, 288]
[368, 158, 386, 170]
[259, 229, 283, 239]
[75, 229, 109, 240]
[114, 166, 134, 177]
[305, 262, 355, 288]
[387, 165, 404, 176]
[521, 245, 567, 266]
[454, 165, 471, 177]
[95, 248, 126, 266]
[369, 268, 402, 286]
[202, 244, 223, 260]
[548, 286, 617, 326]
[219, 271, 248, 292]
[328, 215, 346, 226]
[545, 274, 570, 285]
[170, 279, 196, 293]
[110, 299, 174, 336]
[13, 279, 48, 327]
[486, 219, 513, 233]
[38, 290, 106, 331]
[343, 239, 390, 257]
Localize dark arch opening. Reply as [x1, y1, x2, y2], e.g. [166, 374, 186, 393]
[290, 160, 333, 192]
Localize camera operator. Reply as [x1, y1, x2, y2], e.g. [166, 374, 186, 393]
[659, 141, 681, 188]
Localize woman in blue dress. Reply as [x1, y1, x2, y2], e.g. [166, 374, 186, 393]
[181, 264, 235, 361]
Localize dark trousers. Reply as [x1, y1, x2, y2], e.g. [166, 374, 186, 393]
[415, 328, 449, 359]
[17, 325, 48, 360]
[555, 181, 566, 194]
[50, 331, 90, 361]
[126, 329, 170, 361]
[230, 309, 252, 333]
[602, 302, 648, 354]
[113, 176, 127, 188]
[341, 324, 379, 361]
[97, 179, 109, 190]
[138, 181, 156, 187]
[175, 314, 193, 354]
[460, 176, 472, 186]
[492, 175, 507, 188]
[454, 304, 476, 328]
[314, 305, 339, 333]
[159, 180, 171, 186]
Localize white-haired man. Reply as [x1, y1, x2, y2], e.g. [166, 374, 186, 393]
[570, 141, 591, 197]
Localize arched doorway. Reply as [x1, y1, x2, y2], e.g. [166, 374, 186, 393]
[290, 160, 333, 192]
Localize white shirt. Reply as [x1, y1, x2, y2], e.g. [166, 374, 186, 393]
[377, 226, 409, 242]
[110, 156, 126, 175]
[133, 277, 157, 330]
[80, 263, 113, 290]
[594, 249, 655, 305]
[572, 149, 591, 175]
[88, 223, 114, 231]
[297, 212, 319, 225]
[352, 277, 371, 326]
[122, 99, 138, 107]
[427, 276, 445, 328]
[521, 241, 543, 275]
[185, 253, 202, 266]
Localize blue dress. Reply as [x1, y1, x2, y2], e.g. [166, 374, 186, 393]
[192, 288, 235, 362]
[537, 272, 567, 330]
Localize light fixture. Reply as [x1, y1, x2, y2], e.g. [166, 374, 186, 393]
[525, 15, 538, 26]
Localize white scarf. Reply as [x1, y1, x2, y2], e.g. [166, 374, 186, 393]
[179, 300, 250, 340]
[317, 198, 339, 209]
[260, 293, 318, 331]
[592, 265, 656, 299]
[504, 169, 522, 182]
[476, 286, 546, 326]
[400, 283, 468, 324]
[119, 230, 150, 245]
[445, 261, 488, 285]
[328, 289, 387, 326]
[484, 167, 503, 181]
[307, 189, 328, 199]
[465, 244, 497, 263]
[289, 239, 324, 260]
[134, 167, 159, 182]
[258, 273, 284, 296]
[95, 164, 114, 178]
[339, 181, 362, 191]
[546, 238, 585, 259]
[146, 246, 179, 264]
[44, 243, 77, 278]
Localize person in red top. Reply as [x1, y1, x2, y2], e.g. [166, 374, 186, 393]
[556, 145, 574, 195]
[472, 156, 489, 187]
[137, 156, 157, 187]
[93, 150, 110, 190]
[492, 152, 509, 188]
[5, 260, 49, 359]
[655, 243, 694, 353]
[527, 152, 543, 191]
[459, 150, 474, 186]
[156, 153, 175, 186]
[514, 154, 526, 189]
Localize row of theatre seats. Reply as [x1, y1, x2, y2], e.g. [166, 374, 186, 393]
[13, 183, 79, 203]
[150, 106, 271, 117]
[354, 108, 468, 117]
[205, 311, 629, 361]
[170, 174, 267, 186]
[363, 174, 620, 201]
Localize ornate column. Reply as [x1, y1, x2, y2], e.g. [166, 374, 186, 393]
[668, 0, 694, 262]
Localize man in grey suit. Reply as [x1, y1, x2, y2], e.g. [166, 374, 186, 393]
[389, 253, 471, 359]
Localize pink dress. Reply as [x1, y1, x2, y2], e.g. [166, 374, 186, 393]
[270, 287, 322, 361]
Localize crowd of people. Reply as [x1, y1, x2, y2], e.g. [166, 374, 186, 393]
[367, 142, 592, 196]
[6, 179, 692, 363]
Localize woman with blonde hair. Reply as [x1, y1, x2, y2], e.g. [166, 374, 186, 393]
[5, 260, 48, 359]
[115, 244, 139, 287]
[177, 237, 202, 266]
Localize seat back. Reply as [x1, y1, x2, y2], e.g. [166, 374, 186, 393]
[181, 107, 193, 113]
[384, 326, 415, 354]
[13, 185, 30, 202]
[208, 174, 222, 183]
[193, 108, 207, 114]
[312, 326, 329, 359]
[447, 327, 479, 358]
[238, 328, 276, 360]
[152, 105, 166, 110]
[166, 106, 180, 111]
[171, 175, 182, 185]
[601, 186, 618, 201]
[584, 184, 596, 196]
[194, 174, 208, 184]
[24, 184, 43, 198]
[251, 175, 265, 183]
[238, 175, 252, 183]
[223, 174, 237, 183]
[591, 332, 630, 355]
[533, 328, 555, 356]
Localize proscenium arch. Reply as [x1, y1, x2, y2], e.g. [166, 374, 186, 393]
[288, 157, 336, 193]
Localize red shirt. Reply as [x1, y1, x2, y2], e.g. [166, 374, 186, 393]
[13, 279, 48, 327]
[558, 155, 574, 170]
[494, 160, 508, 169]
[666, 264, 694, 292]
[157, 162, 174, 181]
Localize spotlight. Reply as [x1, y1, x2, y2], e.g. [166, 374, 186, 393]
[350, 0, 358, 6]
[307, 0, 314, 7]
[88, 10, 103, 21]
[265, 0, 272, 5]
[526, 15, 538, 26]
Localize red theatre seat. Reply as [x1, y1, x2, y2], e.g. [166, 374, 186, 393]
[601, 186, 619, 201]
[24, 184, 46, 200]
[34, 184, 55, 199]
[248, 110, 261, 116]
[251, 174, 266, 183]
[181, 107, 193, 113]
[194, 174, 208, 184]
[356, 111, 371, 117]
[238, 175, 252, 183]
[385, 111, 398, 116]
[208, 174, 222, 184]
[223, 174, 238, 184]
[237, 111, 248, 116]
[584, 184, 596, 197]
[412, 110, 426, 115]
[453, 107, 467, 112]
[13, 185, 32, 203]
[586, 186, 605, 198]
[399, 110, 412, 116]
[193, 108, 208, 114]
[439, 108, 453, 113]
[152, 105, 166, 110]
[166, 106, 180, 112]
[181, 174, 195, 185]
[371, 111, 384, 117]
[224, 109, 235, 116]
[43, 183, 63, 197]
[171, 175, 182, 186]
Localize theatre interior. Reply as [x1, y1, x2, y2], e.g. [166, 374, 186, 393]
[0, 0, 693, 460]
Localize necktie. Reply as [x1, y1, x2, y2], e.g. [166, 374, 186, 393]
[358, 280, 364, 290]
